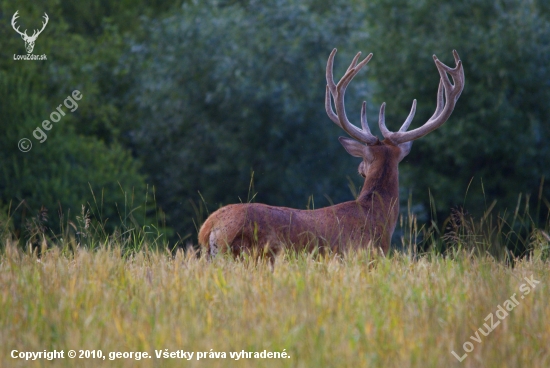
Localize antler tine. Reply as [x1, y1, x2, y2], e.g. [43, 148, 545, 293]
[428, 80, 444, 121]
[346, 52, 362, 73]
[31, 13, 49, 38]
[326, 49, 338, 95]
[452, 49, 465, 101]
[379, 99, 418, 136]
[380, 50, 464, 144]
[361, 101, 373, 134]
[39, 13, 49, 33]
[326, 49, 378, 145]
[11, 10, 27, 37]
[399, 99, 417, 132]
[378, 102, 389, 136]
[426, 52, 464, 121]
[325, 85, 340, 126]
[11, 10, 19, 26]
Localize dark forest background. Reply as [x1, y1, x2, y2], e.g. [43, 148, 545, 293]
[1, 0, 549, 249]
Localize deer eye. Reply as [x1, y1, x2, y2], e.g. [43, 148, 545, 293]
[358, 162, 367, 178]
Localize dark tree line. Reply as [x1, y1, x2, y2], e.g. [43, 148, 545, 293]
[1, 0, 549, 247]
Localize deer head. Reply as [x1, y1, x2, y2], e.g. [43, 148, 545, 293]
[11, 11, 49, 54]
[325, 48, 464, 183]
[198, 48, 464, 261]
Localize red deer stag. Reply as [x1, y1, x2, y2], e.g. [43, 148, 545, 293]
[199, 49, 464, 259]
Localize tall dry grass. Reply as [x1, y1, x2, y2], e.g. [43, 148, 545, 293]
[1, 183, 549, 367]
[1, 240, 549, 368]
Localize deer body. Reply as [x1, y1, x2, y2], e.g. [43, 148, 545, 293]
[199, 142, 403, 256]
[199, 48, 464, 259]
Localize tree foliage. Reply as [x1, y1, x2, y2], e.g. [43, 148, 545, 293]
[1, 0, 549, 246]
[361, 0, 550, 222]
[0, 1, 160, 237]
[0, 70, 147, 236]
[124, 0, 367, 238]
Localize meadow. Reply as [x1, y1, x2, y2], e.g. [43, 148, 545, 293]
[1, 233, 549, 368]
[3, 2, 550, 367]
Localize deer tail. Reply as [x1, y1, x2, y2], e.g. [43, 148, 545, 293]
[198, 217, 213, 249]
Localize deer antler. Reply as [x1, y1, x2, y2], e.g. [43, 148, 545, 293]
[11, 11, 49, 40]
[30, 13, 49, 39]
[11, 11, 27, 38]
[379, 50, 465, 144]
[326, 49, 379, 145]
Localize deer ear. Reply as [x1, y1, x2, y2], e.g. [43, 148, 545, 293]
[397, 141, 413, 162]
[338, 137, 373, 161]
[338, 137, 364, 157]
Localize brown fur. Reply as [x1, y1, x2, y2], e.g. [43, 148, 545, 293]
[198, 49, 464, 261]
[199, 143, 402, 259]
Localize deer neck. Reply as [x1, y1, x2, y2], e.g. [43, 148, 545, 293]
[357, 153, 400, 206]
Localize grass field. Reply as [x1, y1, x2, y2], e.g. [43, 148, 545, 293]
[1, 238, 549, 368]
